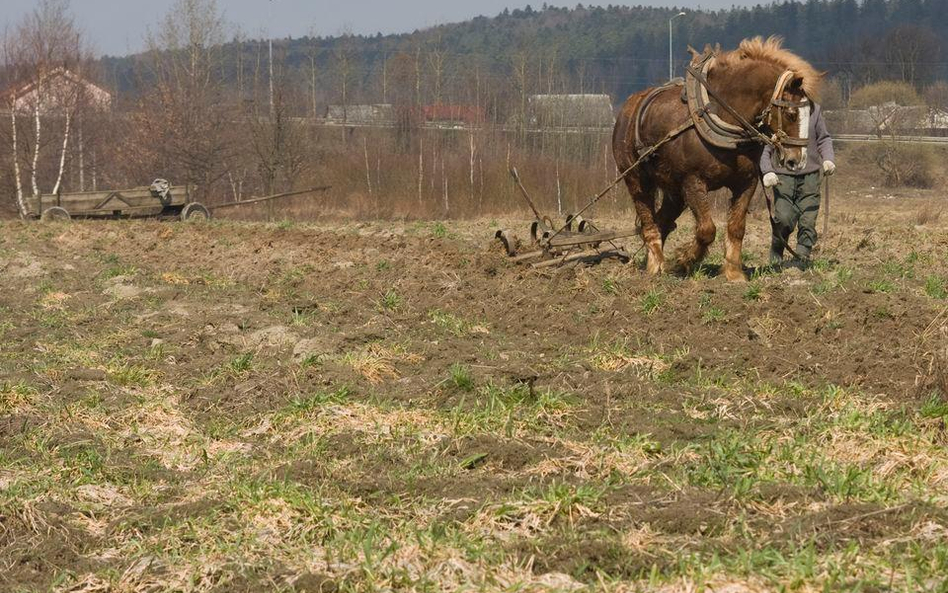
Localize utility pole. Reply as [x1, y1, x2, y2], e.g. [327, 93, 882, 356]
[268, 0, 275, 118]
[668, 11, 686, 81]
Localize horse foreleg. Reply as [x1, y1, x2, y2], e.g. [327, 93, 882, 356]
[723, 183, 755, 282]
[675, 179, 715, 275]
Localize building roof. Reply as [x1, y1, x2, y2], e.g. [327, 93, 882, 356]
[326, 104, 395, 124]
[4, 67, 111, 114]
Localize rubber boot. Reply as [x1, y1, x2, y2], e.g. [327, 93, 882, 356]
[769, 242, 785, 266]
[790, 246, 811, 270]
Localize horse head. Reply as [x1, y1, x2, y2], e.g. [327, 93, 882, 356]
[707, 37, 822, 172]
[763, 73, 811, 173]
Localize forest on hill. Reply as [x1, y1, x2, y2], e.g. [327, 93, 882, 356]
[100, 0, 947, 109]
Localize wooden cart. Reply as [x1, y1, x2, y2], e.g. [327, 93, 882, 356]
[26, 179, 208, 222]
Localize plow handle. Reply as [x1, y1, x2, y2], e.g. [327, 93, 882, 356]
[509, 168, 545, 223]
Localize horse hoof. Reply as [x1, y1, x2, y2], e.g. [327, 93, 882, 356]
[672, 260, 693, 277]
[724, 269, 747, 282]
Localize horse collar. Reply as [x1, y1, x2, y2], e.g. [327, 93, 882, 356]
[685, 58, 807, 151]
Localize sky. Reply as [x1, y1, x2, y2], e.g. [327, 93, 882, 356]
[3, 0, 758, 57]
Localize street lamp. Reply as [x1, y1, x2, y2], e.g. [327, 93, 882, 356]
[269, 0, 275, 117]
[668, 11, 686, 81]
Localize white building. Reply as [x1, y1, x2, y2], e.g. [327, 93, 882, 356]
[4, 67, 112, 115]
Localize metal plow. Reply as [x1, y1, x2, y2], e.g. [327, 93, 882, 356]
[494, 168, 637, 268]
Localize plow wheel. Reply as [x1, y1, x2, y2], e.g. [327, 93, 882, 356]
[495, 229, 521, 256]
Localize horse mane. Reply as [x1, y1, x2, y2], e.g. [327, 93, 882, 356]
[716, 36, 823, 99]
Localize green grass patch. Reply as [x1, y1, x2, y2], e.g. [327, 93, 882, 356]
[284, 387, 351, 418]
[108, 363, 159, 388]
[602, 277, 620, 295]
[227, 352, 255, 375]
[743, 283, 763, 302]
[378, 289, 402, 312]
[924, 275, 947, 299]
[702, 307, 726, 324]
[448, 363, 475, 391]
[866, 279, 895, 294]
[639, 289, 664, 316]
[429, 309, 488, 336]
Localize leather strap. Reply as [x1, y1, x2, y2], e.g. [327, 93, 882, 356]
[685, 56, 756, 149]
[633, 78, 684, 152]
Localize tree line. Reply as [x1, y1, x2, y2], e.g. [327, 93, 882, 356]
[99, 0, 947, 107]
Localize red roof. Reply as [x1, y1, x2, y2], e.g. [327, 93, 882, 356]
[422, 104, 485, 124]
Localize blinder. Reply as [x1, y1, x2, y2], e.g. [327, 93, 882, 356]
[771, 98, 809, 109]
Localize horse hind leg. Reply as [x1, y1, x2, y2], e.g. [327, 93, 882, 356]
[656, 190, 685, 246]
[625, 174, 664, 274]
[675, 180, 716, 275]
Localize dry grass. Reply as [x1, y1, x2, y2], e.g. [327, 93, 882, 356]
[4, 211, 948, 592]
[916, 203, 943, 226]
[590, 349, 670, 378]
[341, 343, 422, 384]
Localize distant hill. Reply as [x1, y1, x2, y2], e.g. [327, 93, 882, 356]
[99, 0, 946, 110]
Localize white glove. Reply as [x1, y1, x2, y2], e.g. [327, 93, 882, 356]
[762, 172, 779, 188]
[823, 160, 836, 176]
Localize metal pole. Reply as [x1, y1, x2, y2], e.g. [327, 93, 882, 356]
[268, 1, 274, 118]
[269, 39, 274, 116]
[668, 12, 686, 81]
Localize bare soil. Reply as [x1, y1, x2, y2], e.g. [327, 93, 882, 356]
[2, 186, 948, 591]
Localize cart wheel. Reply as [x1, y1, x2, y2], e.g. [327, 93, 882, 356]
[41, 207, 71, 222]
[180, 202, 211, 222]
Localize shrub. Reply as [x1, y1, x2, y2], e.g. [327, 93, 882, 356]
[923, 81, 948, 111]
[848, 143, 938, 188]
[849, 81, 922, 110]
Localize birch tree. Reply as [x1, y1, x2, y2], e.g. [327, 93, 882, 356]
[1, 33, 27, 216]
[2, 0, 91, 213]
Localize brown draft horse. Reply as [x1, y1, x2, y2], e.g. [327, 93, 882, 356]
[613, 36, 821, 281]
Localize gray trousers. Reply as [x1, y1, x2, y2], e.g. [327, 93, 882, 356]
[770, 171, 822, 262]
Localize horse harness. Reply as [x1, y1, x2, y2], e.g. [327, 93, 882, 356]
[631, 50, 808, 161]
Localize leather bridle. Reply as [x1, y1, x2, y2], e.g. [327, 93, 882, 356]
[759, 70, 810, 154]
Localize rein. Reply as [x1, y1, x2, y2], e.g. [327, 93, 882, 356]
[543, 116, 697, 244]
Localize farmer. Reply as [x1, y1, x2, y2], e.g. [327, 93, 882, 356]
[760, 100, 836, 266]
